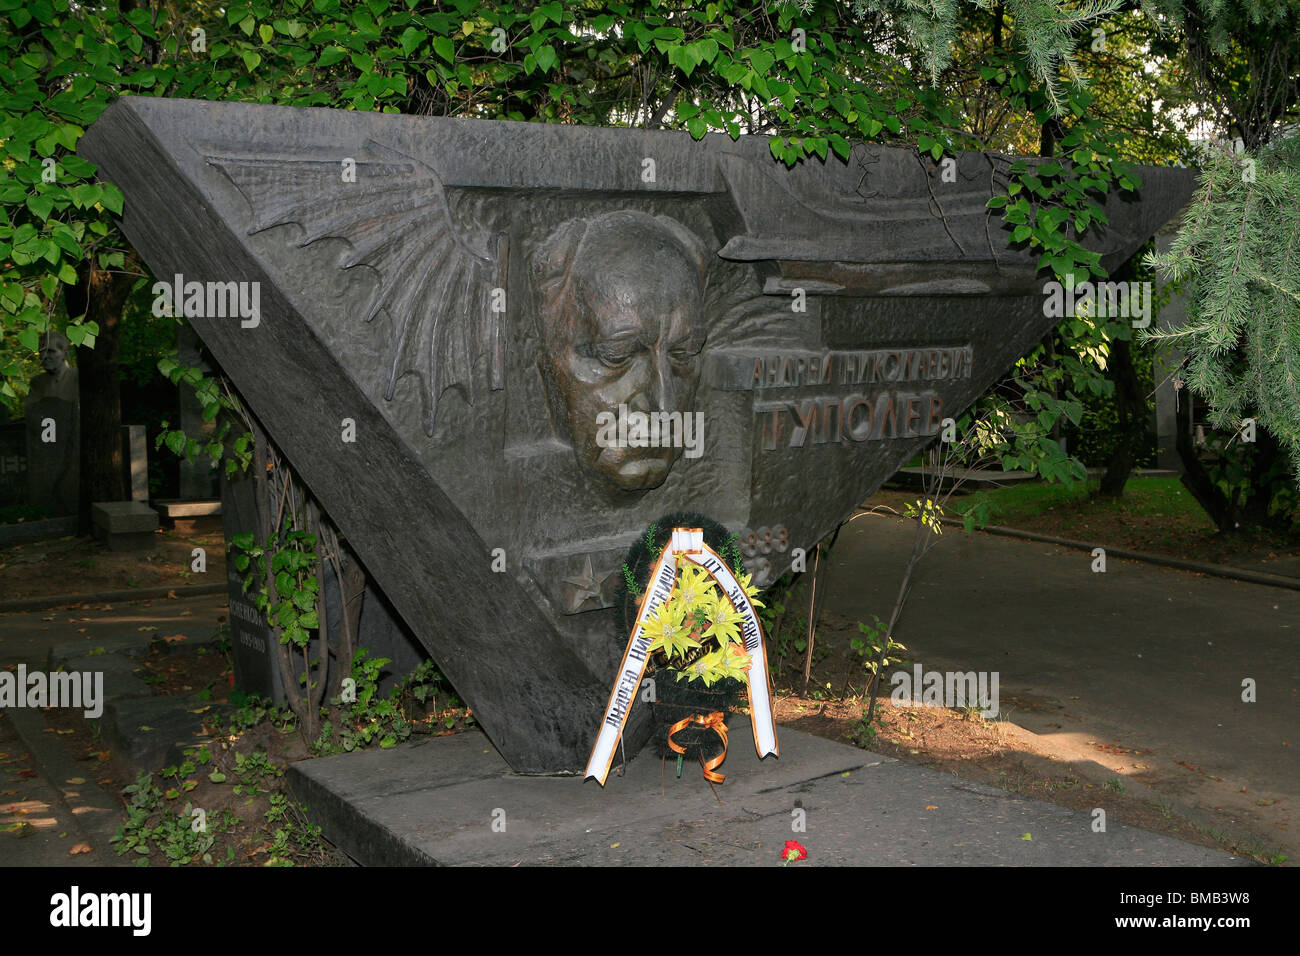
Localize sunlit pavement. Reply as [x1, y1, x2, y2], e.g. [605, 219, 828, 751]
[826, 512, 1298, 861]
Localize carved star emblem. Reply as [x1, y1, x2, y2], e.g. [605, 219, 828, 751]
[563, 556, 605, 612]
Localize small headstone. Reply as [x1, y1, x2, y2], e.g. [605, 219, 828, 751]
[121, 424, 149, 501]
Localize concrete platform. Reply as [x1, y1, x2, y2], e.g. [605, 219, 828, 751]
[287, 723, 1247, 867]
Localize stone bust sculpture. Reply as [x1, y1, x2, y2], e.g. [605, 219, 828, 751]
[530, 211, 709, 493]
[28, 330, 79, 404]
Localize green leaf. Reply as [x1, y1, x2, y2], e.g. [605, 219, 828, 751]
[100, 185, 123, 215]
[399, 26, 423, 55]
[534, 44, 556, 72]
[26, 195, 53, 220]
[432, 36, 454, 63]
[317, 46, 347, 67]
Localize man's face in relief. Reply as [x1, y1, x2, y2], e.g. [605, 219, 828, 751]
[538, 215, 707, 492]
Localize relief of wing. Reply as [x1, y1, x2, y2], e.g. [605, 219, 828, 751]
[206, 141, 502, 436]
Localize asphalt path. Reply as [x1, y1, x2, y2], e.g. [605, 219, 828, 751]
[823, 512, 1299, 859]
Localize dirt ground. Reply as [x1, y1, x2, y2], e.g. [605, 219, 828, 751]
[0, 527, 226, 602]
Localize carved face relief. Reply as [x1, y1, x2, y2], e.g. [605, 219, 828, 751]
[533, 212, 708, 492]
[39, 332, 69, 374]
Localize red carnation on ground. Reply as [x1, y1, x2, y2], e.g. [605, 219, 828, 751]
[781, 840, 807, 865]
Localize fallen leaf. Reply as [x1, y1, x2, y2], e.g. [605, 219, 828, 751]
[1020, 833, 1032, 841]
[69, 843, 92, 855]
[18, 770, 37, 779]
[925, 805, 938, 811]
[137, 626, 157, 632]
[56, 729, 73, 735]
[166, 590, 178, 599]
[610, 842, 620, 849]
[66, 777, 85, 785]
[162, 633, 187, 644]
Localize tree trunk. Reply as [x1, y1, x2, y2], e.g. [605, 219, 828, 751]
[1098, 337, 1144, 497]
[64, 264, 135, 532]
[1175, 385, 1235, 532]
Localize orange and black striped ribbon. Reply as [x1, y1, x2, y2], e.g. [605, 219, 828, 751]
[667, 711, 729, 784]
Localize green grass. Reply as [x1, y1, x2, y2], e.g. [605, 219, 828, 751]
[949, 476, 1209, 527]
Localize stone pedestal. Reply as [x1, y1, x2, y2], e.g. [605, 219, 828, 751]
[91, 500, 159, 551]
[25, 396, 78, 517]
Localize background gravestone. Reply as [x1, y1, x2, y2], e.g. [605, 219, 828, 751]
[121, 424, 148, 502]
[219, 469, 425, 702]
[0, 422, 26, 508]
[176, 324, 219, 500]
[81, 98, 1194, 772]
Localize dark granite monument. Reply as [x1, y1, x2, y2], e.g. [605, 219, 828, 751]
[80, 97, 1193, 772]
[24, 330, 79, 517]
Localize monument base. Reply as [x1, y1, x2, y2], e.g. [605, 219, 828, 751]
[91, 501, 159, 551]
[287, 724, 1243, 867]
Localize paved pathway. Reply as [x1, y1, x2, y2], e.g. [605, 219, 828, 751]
[823, 512, 1299, 860]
